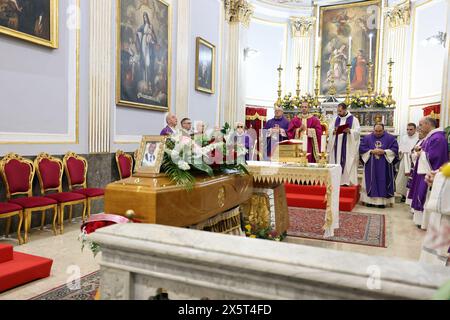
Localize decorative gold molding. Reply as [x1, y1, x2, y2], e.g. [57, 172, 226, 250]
[385, 0, 411, 28]
[290, 16, 315, 38]
[224, 0, 253, 27]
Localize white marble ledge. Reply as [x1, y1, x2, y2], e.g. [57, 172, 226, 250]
[90, 223, 450, 299]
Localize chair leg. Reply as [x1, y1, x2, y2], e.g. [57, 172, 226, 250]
[69, 205, 73, 222]
[60, 204, 65, 234]
[52, 206, 58, 236]
[17, 212, 23, 245]
[87, 199, 91, 220]
[5, 217, 11, 238]
[82, 200, 87, 223]
[24, 210, 30, 243]
[41, 210, 46, 230]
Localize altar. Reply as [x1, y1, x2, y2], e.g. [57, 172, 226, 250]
[245, 161, 342, 237]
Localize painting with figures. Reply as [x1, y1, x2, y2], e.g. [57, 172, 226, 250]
[117, 0, 170, 111]
[0, 0, 58, 48]
[319, 0, 381, 96]
[195, 37, 215, 94]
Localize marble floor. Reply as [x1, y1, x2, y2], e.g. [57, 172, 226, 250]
[0, 202, 426, 300]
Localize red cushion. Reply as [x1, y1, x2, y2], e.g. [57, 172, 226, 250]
[0, 202, 22, 214]
[118, 155, 132, 179]
[66, 157, 86, 185]
[73, 188, 104, 198]
[9, 197, 57, 209]
[0, 252, 53, 293]
[45, 192, 86, 203]
[4, 159, 32, 194]
[38, 159, 61, 190]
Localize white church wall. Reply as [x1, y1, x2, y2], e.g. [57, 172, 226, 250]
[245, 17, 288, 108]
[0, 0, 88, 156]
[409, 0, 448, 106]
[187, 0, 222, 128]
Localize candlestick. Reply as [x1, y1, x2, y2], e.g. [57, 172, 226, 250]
[328, 52, 336, 97]
[296, 64, 302, 103]
[369, 33, 373, 62]
[367, 60, 374, 104]
[275, 65, 284, 107]
[316, 37, 321, 65]
[387, 59, 396, 106]
[313, 64, 320, 107]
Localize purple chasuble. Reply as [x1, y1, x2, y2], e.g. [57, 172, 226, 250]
[334, 115, 354, 173]
[411, 131, 449, 212]
[264, 116, 290, 157]
[160, 126, 174, 136]
[359, 132, 399, 198]
[287, 116, 323, 162]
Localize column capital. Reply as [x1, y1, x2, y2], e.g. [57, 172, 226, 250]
[290, 16, 315, 38]
[224, 0, 253, 27]
[384, 0, 411, 28]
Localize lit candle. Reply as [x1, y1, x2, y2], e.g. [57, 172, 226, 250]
[321, 134, 327, 153]
[369, 33, 373, 62]
[348, 36, 352, 64]
[302, 134, 308, 152]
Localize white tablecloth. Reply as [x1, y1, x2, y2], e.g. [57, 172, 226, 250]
[247, 161, 342, 237]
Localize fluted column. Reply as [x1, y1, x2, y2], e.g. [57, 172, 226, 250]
[383, 1, 411, 134]
[223, 0, 253, 125]
[89, 0, 113, 153]
[289, 17, 315, 95]
[175, 0, 191, 120]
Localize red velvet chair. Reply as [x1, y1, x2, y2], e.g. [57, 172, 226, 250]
[35, 153, 87, 234]
[115, 150, 134, 180]
[63, 152, 104, 219]
[0, 153, 58, 243]
[0, 202, 23, 244]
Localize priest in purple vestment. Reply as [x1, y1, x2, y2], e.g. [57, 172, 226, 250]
[160, 113, 178, 136]
[287, 102, 323, 163]
[360, 124, 399, 208]
[264, 107, 289, 159]
[411, 117, 449, 229]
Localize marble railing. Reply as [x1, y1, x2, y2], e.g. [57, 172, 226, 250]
[90, 223, 449, 300]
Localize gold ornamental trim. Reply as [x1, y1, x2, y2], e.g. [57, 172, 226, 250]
[246, 112, 267, 121]
[224, 0, 254, 27]
[385, 1, 411, 28]
[290, 16, 315, 38]
[246, 162, 334, 231]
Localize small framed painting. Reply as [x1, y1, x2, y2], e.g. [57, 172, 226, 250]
[195, 37, 215, 94]
[135, 135, 167, 175]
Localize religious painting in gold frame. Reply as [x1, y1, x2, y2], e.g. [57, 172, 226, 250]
[116, 0, 171, 111]
[318, 0, 382, 96]
[195, 37, 216, 94]
[135, 135, 167, 175]
[0, 0, 58, 48]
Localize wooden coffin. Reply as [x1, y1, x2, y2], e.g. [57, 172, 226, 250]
[104, 173, 253, 227]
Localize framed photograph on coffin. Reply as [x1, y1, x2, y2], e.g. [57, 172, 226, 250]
[0, 0, 58, 48]
[318, 0, 382, 96]
[135, 135, 167, 176]
[116, 0, 171, 111]
[195, 37, 215, 94]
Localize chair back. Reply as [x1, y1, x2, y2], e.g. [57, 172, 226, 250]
[0, 153, 35, 198]
[115, 150, 134, 179]
[63, 152, 88, 190]
[35, 153, 64, 194]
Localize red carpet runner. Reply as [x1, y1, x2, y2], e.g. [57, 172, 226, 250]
[285, 184, 360, 212]
[0, 244, 53, 293]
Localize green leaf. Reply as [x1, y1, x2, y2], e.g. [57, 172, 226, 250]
[192, 162, 214, 177]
